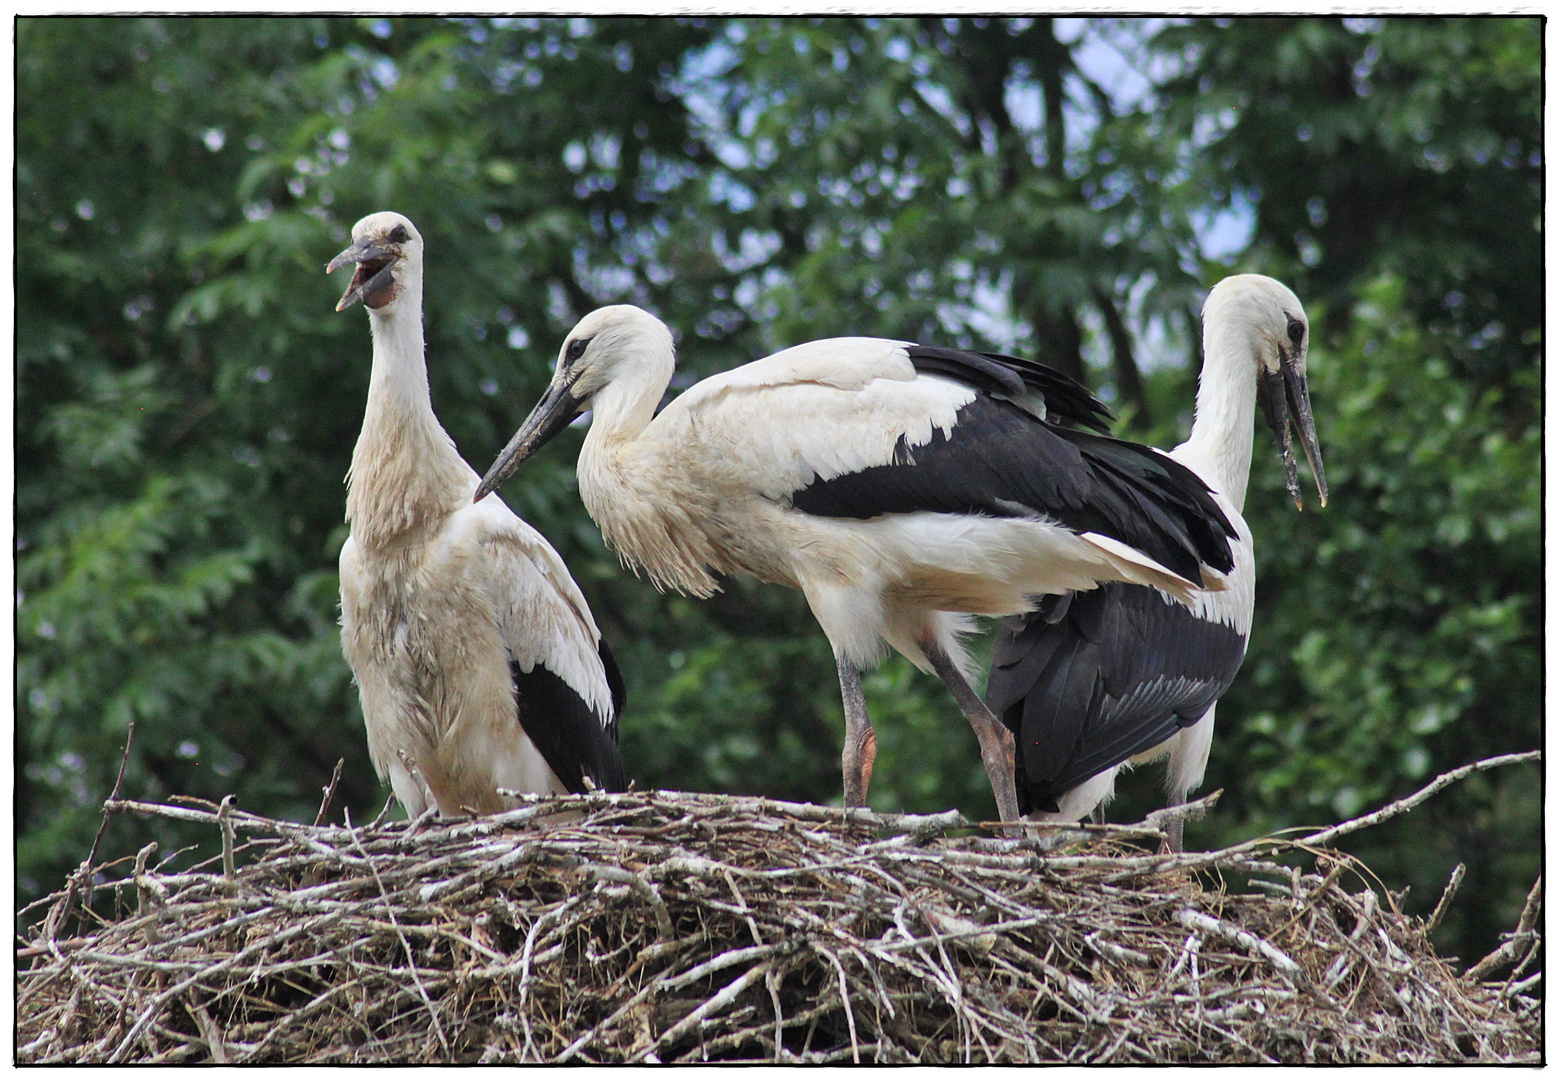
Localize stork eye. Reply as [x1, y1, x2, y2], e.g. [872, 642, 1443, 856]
[565, 337, 591, 363]
[1286, 318, 1305, 347]
[389, 225, 409, 244]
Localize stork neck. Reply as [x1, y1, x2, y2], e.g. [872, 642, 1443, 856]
[346, 300, 470, 546]
[1179, 317, 1259, 512]
[574, 383, 721, 598]
[576, 376, 666, 548]
[361, 307, 435, 424]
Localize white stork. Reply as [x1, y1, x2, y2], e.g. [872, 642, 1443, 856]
[472, 306, 1237, 825]
[328, 211, 625, 816]
[985, 274, 1327, 850]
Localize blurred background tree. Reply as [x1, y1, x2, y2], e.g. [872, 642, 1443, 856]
[17, 16, 1539, 967]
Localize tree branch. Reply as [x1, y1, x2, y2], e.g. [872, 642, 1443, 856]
[1092, 283, 1151, 430]
[1296, 751, 1541, 849]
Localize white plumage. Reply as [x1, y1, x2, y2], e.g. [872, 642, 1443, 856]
[329, 211, 624, 817]
[475, 306, 1238, 824]
[986, 274, 1327, 850]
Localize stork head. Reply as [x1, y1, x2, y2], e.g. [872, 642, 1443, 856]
[474, 306, 675, 502]
[326, 211, 423, 314]
[1204, 274, 1328, 509]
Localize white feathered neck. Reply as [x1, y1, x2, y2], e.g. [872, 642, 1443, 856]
[345, 275, 471, 549]
[1175, 278, 1292, 513]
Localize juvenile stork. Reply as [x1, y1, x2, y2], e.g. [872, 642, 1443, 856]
[985, 274, 1327, 850]
[328, 211, 625, 816]
[473, 307, 1237, 825]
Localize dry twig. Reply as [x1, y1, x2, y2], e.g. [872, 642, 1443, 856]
[16, 756, 1540, 1064]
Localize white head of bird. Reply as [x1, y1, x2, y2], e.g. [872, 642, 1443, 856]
[558, 305, 675, 414]
[327, 212, 465, 547]
[1193, 274, 1327, 512]
[481, 305, 677, 477]
[326, 211, 425, 317]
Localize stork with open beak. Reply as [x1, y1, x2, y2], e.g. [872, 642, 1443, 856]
[985, 274, 1327, 850]
[473, 307, 1238, 827]
[329, 211, 626, 816]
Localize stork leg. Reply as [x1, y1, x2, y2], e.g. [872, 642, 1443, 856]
[1163, 708, 1217, 854]
[921, 639, 1022, 832]
[835, 656, 877, 808]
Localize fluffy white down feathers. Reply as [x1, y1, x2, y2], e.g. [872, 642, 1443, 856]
[332, 212, 620, 816]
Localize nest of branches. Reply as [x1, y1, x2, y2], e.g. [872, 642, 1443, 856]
[17, 753, 1541, 1064]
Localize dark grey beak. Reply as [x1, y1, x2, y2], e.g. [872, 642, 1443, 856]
[474, 379, 586, 502]
[327, 238, 398, 312]
[1258, 356, 1328, 510]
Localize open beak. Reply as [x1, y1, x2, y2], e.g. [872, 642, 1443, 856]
[474, 379, 586, 502]
[1258, 354, 1328, 510]
[326, 238, 398, 312]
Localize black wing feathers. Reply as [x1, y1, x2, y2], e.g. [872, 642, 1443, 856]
[905, 344, 1112, 432]
[510, 656, 627, 794]
[790, 396, 1236, 582]
[1063, 430, 1237, 576]
[986, 584, 1248, 813]
[598, 634, 628, 723]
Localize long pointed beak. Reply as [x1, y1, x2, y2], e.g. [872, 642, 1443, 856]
[1259, 359, 1328, 510]
[326, 238, 397, 312]
[474, 379, 585, 502]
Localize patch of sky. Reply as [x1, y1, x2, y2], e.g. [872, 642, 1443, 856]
[936, 271, 1020, 353]
[547, 280, 571, 329]
[913, 80, 969, 139]
[1056, 18, 1173, 113]
[712, 228, 781, 274]
[1075, 305, 1116, 398]
[734, 276, 761, 311]
[590, 133, 621, 171]
[1190, 190, 1256, 263]
[709, 172, 755, 213]
[580, 261, 636, 301]
[371, 57, 399, 90]
[1126, 272, 1196, 374]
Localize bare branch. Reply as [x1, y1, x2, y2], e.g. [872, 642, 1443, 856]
[1466, 875, 1543, 981]
[18, 767, 1540, 1064]
[1296, 751, 1540, 848]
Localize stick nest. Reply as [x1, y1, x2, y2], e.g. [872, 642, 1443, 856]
[17, 789, 1540, 1064]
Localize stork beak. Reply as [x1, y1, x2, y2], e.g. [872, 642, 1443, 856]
[474, 379, 585, 502]
[326, 238, 398, 312]
[1258, 356, 1329, 510]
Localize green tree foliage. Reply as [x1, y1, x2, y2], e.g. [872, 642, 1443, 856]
[1149, 16, 1541, 963]
[1156, 16, 1541, 386]
[17, 14, 726, 901]
[683, 17, 1205, 417]
[1228, 280, 1539, 960]
[18, 17, 1539, 964]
